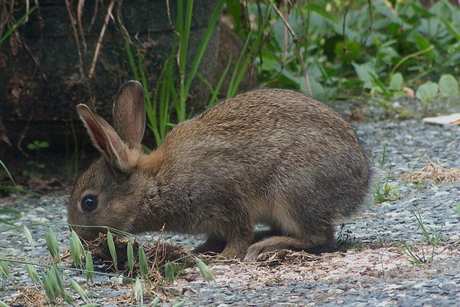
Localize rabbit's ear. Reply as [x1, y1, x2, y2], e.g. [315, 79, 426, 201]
[77, 104, 133, 174]
[112, 80, 146, 149]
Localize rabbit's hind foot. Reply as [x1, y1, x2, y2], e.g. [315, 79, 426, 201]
[243, 235, 335, 261]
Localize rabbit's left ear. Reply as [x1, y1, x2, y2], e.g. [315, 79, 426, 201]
[112, 80, 146, 150]
[77, 104, 134, 174]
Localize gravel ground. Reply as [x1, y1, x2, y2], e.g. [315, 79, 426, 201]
[1, 118, 460, 306]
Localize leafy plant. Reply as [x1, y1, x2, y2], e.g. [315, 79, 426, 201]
[228, 0, 460, 106]
[23, 140, 49, 178]
[373, 146, 399, 204]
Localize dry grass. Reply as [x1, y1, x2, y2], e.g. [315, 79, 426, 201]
[402, 160, 460, 184]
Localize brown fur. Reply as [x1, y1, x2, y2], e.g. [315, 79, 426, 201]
[68, 80, 372, 261]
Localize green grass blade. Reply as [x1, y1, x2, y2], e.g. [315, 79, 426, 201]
[125, 40, 140, 81]
[0, 7, 37, 45]
[127, 241, 134, 276]
[138, 246, 149, 278]
[106, 231, 118, 272]
[164, 262, 175, 283]
[150, 297, 161, 306]
[0, 255, 10, 280]
[85, 251, 94, 282]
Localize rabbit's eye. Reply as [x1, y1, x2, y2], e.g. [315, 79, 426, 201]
[81, 195, 98, 213]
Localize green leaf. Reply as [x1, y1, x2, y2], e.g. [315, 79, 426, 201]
[44, 228, 59, 260]
[172, 301, 185, 307]
[70, 230, 85, 267]
[127, 242, 134, 276]
[413, 35, 435, 58]
[0, 7, 37, 45]
[164, 262, 175, 283]
[194, 257, 214, 282]
[0, 301, 11, 307]
[138, 246, 149, 278]
[23, 225, 33, 247]
[134, 278, 143, 304]
[304, 4, 337, 23]
[106, 231, 117, 271]
[41, 272, 56, 302]
[69, 277, 89, 303]
[50, 266, 65, 297]
[438, 74, 459, 98]
[456, 202, 460, 215]
[0, 255, 9, 279]
[85, 251, 94, 282]
[389, 73, 404, 91]
[352, 62, 378, 89]
[416, 81, 439, 104]
[26, 264, 40, 283]
[151, 297, 161, 307]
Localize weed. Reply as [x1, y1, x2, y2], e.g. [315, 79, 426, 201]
[398, 210, 443, 264]
[23, 140, 49, 178]
[373, 146, 399, 204]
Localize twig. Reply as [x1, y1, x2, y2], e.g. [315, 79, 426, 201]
[269, 0, 312, 95]
[77, 0, 87, 53]
[65, 0, 85, 78]
[89, 0, 115, 79]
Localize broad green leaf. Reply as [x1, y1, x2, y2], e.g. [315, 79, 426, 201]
[389, 73, 404, 91]
[304, 4, 337, 23]
[439, 74, 459, 98]
[413, 35, 435, 58]
[352, 62, 378, 89]
[416, 81, 438, 104]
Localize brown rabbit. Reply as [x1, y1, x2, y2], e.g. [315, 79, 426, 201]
[68, 80, 372, 261]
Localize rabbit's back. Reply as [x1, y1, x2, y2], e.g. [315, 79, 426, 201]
[154, 89, 370, 226]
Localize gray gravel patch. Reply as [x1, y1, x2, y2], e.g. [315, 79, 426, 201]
[1, 118, 460, 306]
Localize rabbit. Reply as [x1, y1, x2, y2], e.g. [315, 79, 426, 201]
[68, 80, 373, 261]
